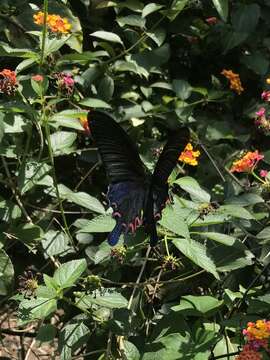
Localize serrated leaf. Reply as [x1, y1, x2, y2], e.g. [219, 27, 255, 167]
[91, 31, 124, 45]
[42, 230, 71, 257]
[18, 298, 57, 324]
[58, 184, 105, 214]
[172, 295, 223, 315]
[76, 215, 115, 233]
[50, 131, 77, 155]
[174, 177, 211, 203]
[173, 238, 219, 279]
[199, 232, 236, 246]
[53, 259, 87, 289]
[76, 290, 128, 309]
[220, 205, 254, 220]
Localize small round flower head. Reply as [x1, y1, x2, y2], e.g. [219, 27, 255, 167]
[260, 170, 268, 178]
[0, 69, 18, 95]
[261, 91, 270, 102]
[230, 151, 264, 173]
[178, 143, 200, 166]
[33, 11, 71, 34]
[221, 69, 244, 95]
[54, 72, 75, 95]
[236, 344, 262, 360]
[256, 107, 266, 117]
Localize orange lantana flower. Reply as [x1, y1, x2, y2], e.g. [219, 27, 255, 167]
[33, 11, 71, 34]
[230, 151, 263, 173]
[179, 143, 200, 166]
[221, 69, 244, 95]
[79, 115, 90, 135]
[0, 69, 18, 95]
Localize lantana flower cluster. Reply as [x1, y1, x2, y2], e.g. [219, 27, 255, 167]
[254, 78, 270, 134]
[230, 151, 264, 173]
[221, 69, 244, 95]
[178, 143, 200, 166]
[0, 69, 18, 95]
[236, 320, 270, 359]
[33, 11, 71, 34]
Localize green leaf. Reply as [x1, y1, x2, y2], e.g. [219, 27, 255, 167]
[59, 320, 90, 360]
[85, 241, 112, 264]
[36, 324, 57, 343]
[91, 31, 124, 46]
[211, 0, 228, 21]
[220, 205, 254, 220]
[76, 214, 115, 233]
[53, 259, 87, 289]
[13, 223, 43, 247]
[164, 0, 189, 21]
[58, 184, 105, 214]
[0, 249, 14, 295]
[122, 341, 141, 360]
[76, 290, 128, 309]
[117, 15, 146, 28]
[97, 75, 114, 102]
[50, 131, 77, 156]
[50, 110, 87, 131]
[172, 79, 192, 100]
[18, 161, 52, 194]
[174, 177, 211, 203]
[18, 298, 57, 324]
[199, 232, 236, 246]
[79, 98, 111, 109]
[142, 3, 163, 18]
[42, 230, 72, 257]
[173, 238, 219, 279]
[0, 116, 4, 144]
[159, 206, 190, 238]
[172, 295, 223, 315]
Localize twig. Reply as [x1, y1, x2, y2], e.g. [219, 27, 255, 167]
[0, 328, 37, 338]
[25, 338, 37, 360]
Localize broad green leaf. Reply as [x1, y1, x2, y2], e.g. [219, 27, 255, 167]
[79, 98, 111, 109]
[59, 320, 90, 360]
[211, 0, 228, 21]
[226, 193, 264, 206]
[122, 341, 141, 360]
[159, 206, 189, 238]
[85, 241, 112, 264]
[142, 3, 163, 18]
[76, 215, 115, 233]
[76, 290, 128, 309]
[199, 232, 236, 246]
[18, 161, 52, 194]
[0, 250, 14, 295]
[18, 298, 57, 324]
[220, 205, 254, 220]
[164, 0, 189, 21]
[50, 110, 87, 131]
[91, 31, 124, 45]
[50, 131, 77, 155]
[36, 324, 57, 343]
[97, 75, 114, 102]
[53, 259, 87, 289]
[172, 79, 192, 100]
[58, 184, 105, 214]
[13, 223, 43, 247]
[174, 176, 211, 203]
[42, 230, 72, 257]
[117, 15, 146, 28]
[172, 295, 223, 315]
[257, 227, 270, 243]
[173, 238, 219, 279]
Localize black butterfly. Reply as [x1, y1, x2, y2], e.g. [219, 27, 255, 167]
[89, 111, 189, 247]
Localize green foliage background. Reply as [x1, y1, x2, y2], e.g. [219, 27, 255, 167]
[0, 0, 270, 359]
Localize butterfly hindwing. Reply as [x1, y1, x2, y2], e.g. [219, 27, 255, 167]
[107, 181, 146, 245]
[89, 111, 147, 183]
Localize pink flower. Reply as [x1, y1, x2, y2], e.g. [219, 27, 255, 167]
[256, 107, 266, 117]
[32, 74, 44, 82]
[63, 74, 74, 87]
[205, 17, 218, 25]
[261, 91, 270, 102]
[260, 170, 268, 178]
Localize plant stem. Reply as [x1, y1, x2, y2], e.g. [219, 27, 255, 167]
[40, 0, 48, 67]
[251, 170, 266, 184]
[44, 121, 76, 249]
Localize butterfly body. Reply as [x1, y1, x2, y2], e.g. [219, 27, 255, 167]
[89, 111, 189, 246]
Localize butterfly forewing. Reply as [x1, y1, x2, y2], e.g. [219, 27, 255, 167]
[152, 127, 190, 186]
[89, 111, 147, 183]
